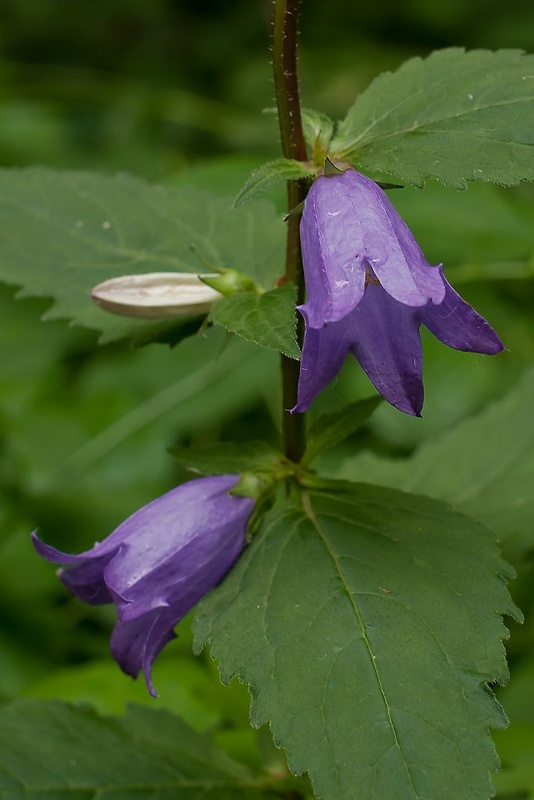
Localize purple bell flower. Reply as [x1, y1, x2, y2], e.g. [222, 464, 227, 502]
[32, 475, 253, 696]
[292, 169, 503, 416]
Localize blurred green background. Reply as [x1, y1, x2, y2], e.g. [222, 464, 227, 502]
[1, 0, 534, 791]
[1, 0, 534, 177]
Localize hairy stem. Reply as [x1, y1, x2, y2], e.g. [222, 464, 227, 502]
[272, 0, 308, 463]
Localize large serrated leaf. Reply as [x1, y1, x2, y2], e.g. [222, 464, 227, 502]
[331, 48, 534, 187]
[334, 367, 534, 562]
[0, 168, 286, 348]
[0, 699, 276, 799]
[195, 483, 519, 800]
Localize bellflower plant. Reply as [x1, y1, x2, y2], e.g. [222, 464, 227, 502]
[292, 169, 504, 416]
[32, 475, 254, 696]
[7, 0, 532, 796]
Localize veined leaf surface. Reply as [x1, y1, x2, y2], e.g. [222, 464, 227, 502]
[195, 482, 519, 800]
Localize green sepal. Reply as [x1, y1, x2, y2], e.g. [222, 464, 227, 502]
[231, 471, 292, 541]
[301, 108, 336, 165]
[200, 269, 259, 296]
[323, 156, 343, 176]
[230, 471, 276, 501]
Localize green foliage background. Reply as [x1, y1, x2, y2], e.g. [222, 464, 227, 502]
[1, 1, 534, 797]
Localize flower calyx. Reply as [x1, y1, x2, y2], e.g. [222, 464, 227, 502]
[199, 268, 260, 296]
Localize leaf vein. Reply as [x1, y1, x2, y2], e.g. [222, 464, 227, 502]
[303, 491, 420, 798]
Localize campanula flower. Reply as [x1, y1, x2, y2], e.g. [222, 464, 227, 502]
[292, 169, 503, 416]
[32, 475, 253, 696]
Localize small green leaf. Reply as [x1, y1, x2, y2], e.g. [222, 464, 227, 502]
[169, 441, 285, 475]
[234, 159, 315, 208]
[0, 699, 276, 798]
[209, 282, 300, 358]
[0, 168, 285, 345]
[304, 396, 382, 465]
[334, 367, 534, 562]
[301, 108, 336, 162]
[331, 48, 534, 187]
[195, 482, 519, 800]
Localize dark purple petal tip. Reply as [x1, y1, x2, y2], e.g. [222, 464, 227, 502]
[32, 531, 84, 564]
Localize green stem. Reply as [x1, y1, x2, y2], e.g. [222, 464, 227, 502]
[272, 0, 308, 463]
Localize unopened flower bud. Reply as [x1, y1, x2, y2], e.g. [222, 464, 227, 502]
[91, 272, 222, 319]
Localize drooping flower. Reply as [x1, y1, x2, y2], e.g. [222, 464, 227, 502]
[32, 475, 253, 696]
[292, 169, 503, 416]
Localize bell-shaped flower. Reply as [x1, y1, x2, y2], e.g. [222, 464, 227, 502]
[292, 169, 503, 416]
[32, 475, 253, 696]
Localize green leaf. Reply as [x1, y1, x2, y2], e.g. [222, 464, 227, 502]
[15, 328, 277, 494]
[492, 654, 534, 799]
[331, 48, 534, 188]
[301, 108, 336, 162]
[21, 656, 221, 728]
[391, 182, 534, 279]
[0, 699, 275, 799]
[169, 441, 285, 476]
[490, 654, 534, 797]
[209, 282, 300, 358]
[234, 159, 315, 208]
[492, 723, 534, 799]
[195, 483, 519, 800]
[304, 396, 382, 465]
[333, 367, 534, 562]
[0, 168, 285, 346]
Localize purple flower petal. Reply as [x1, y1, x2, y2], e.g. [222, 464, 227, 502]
[347, 284, 424, 416]
[60, 554, 117, 605]
[300, 170, 446, 331]
[32, 475, 254, 695]
[110, 607, 178, 697]
[340, 171, 445, 308]
[418, 272, 504, 354]
[291, 305, 351, 413]
[294, 284, 424, 416]
[300, 175, 367, 327]
[32, 531, 117, 604]
[293, 168, 503, 415]
[31, 531, 110, 564]
[102, 476, 251, 619]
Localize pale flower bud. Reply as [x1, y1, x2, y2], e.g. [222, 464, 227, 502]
[91, 272, 222, 319]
